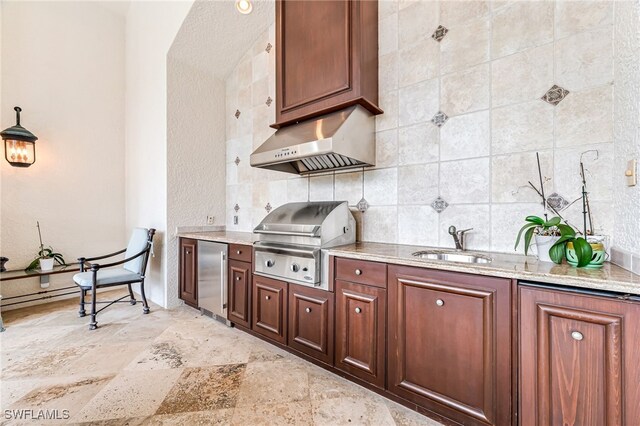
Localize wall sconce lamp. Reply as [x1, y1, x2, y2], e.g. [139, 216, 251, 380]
[236, 0, 253, 14]
[2, 106, 38, 168]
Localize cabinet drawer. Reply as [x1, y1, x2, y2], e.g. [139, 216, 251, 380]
[229, 244, 252, 263]
[335, 257, 387, 288]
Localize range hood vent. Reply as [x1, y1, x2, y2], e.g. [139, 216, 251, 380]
[250, 105, 375, 175]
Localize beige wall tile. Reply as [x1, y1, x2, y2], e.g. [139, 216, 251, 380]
[398, 205, 440, 246]
[440, 1, 490, 26]
[287, 178, 308, 203]
[553, 142, 613, 203]
[555, 0, 613, 39]
[375, 129, 399, 168]
[491, 202, 544, 253]
[379, 52, 399, 92]
[438, 204, 491, 250]
[440, 157, 490, 203]
[492, 150, 553, 203]
[252, 51, 268, 83]
[376, 90, 398, 131]
[398, 163, 439, 205]
[441, 63, 490, 116]
[398, 122, 439, 165]
[492, 44, 553, 107]
[441, 18, 490, 74]
[379, 12, 399, 55]
[365, 168, 398, 205]
[363, 206, 398, 242]
[379, 0, 398, 21]
[268, 180, 288, 209]
[492, 1, 553, 59]
[492, 101, 554, 154]
[309, 175, 334, 201]
[398, 1, 438, 49]
[555, 85, 613, 147]
[398, 78, 439, 126]
[398, 39, 439, 88]
[335, 172, 362, 206]
[562, 200, 613, 237]
[555, 26, 613, 91]
[440, 110, 490, 161]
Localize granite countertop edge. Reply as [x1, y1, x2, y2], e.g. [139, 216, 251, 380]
[177, 231, 255, 245]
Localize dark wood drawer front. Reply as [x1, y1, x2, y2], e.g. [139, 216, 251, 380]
[252, 275, 287, 344]
[228, 260, 251, 328]
[335, 280, 386, 388]
[335, 257, 387, 288]
[229, 244, 252, 263]
[288, 284, 334, 365]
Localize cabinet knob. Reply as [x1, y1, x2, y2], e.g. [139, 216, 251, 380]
[236, 250, 241, 255]
[571, 331, 583, 341]
[305, 307, 311, 313]
[435, 299, 444, 307]
[265, 259, 275, 268]
[355, 269, 362, 276]
[186, 251, 191, 255]
[265, 295, 271, 300]
[355, 307, 362, 314]
[236, 276, 241, 281]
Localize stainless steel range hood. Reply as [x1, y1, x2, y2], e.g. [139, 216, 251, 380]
[250, 105, 375, 175]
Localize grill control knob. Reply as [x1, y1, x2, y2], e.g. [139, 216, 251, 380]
[291, 263, 300, 273]
[265, 259, 275, 268]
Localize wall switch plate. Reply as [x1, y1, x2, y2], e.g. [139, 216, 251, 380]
[207, 215, 215, 225]
[625, 159, 637, 186]
[233, 215, 239, 225]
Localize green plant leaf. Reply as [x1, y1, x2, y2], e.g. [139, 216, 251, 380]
[549, 242, 566, 264]
[524, 227, 535, 256]
[515, 223, 537, 250]
[557, 224, 576, 237]
[544, 217, 561, 227]
[525, 216, 544, 225]
[25, 258, 40, 271]
[573, 238, 593, 267]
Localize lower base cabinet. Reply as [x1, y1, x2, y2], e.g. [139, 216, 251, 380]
[387, 265, 512, 426]
[228, 259, 251, 328]
[288, 284, 334, 364]
[252, 275, 288, 344]
[519, 285, 640, 425]
[335, 280, 386, 388]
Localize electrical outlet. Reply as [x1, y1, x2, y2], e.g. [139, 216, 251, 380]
[625, 159, 637, 187]
[234, 215, 239, 225]
[206, 216, 215, 225]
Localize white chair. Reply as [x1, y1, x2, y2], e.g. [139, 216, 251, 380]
[73, 228, 156, 330]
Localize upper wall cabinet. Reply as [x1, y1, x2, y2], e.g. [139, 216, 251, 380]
[272, 0, 382, 128]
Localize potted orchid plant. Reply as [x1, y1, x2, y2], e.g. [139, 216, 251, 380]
[25, 222, 66, 272]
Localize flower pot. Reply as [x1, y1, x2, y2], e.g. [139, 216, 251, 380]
[534, 235, 560, 263]
[566, 242, 606, 268]
[39, 257, 54, 271]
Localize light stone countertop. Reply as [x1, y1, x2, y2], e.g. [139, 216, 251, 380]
[177, 231, 255, 245]
[328, 242, 640, 296]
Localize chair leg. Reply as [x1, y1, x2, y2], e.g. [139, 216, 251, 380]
[128, 284, 137, 305]
[78, 289, 86, 317]
[89, 284, 98, 330]
[140, 280, 150, 314]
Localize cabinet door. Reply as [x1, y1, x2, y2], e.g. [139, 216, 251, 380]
[228, 260, 251, 328]
[252, 275, 288, 344]
[520, 286, 640, 426]
[387, 266, 511, 426]
[288, 284, 334, 364]
[335, 280, 386, 388]
[179, 238, 198, 308]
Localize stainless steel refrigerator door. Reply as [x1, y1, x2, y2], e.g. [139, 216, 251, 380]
[197, 241, 228, 318]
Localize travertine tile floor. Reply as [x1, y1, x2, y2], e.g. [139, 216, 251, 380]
[0, 291, 441, 425]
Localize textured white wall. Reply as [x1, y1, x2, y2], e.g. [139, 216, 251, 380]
[613, 0, 640, 255]
[166, 57, 226, 308]
[125, 1, 193, 308]
[0, 1, 126, 309]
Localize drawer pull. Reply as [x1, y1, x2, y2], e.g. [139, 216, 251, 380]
[186, 251, 191, 255]
[305, 307, 311, 313]
[436, 299, 444, 307]
[265, 295, 271, 300]
[355, 269, 362, 276]
[236, 250, 241, 255]
[571, 331, 583, 341]
[236, 276, 241, 281]
[355, 307, 362, 314]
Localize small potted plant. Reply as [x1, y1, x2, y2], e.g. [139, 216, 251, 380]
[25, 222, 66, 272]
[514, 216, 573, 262]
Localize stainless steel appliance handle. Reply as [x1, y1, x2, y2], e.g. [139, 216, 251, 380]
[220, 251, 227, 311]
[254, 244, 318, 257]
[254, 229, 319, 237]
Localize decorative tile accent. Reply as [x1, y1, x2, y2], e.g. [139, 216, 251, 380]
[234, 156, 240, 166]
[430, 196, 449, 213]
[357, 198, 370, 213]
[234, 204, 240, 213]
[265, 43, 272, 53]
[265, 97, 272, 107]
[546, 192, 570, 211]
[541, 85, 570, 106]
[234, 109, 241, 119]
[431, 111, 449, 127]
[265, 203, 272, 213]
[431, 25, 449, 42]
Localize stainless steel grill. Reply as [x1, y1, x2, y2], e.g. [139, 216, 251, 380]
[253, 201, 356, 290]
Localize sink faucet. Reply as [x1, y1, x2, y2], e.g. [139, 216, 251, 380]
[448, 226, 473, 251]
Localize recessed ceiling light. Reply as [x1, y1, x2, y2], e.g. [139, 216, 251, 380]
[236, 0, 253, 14]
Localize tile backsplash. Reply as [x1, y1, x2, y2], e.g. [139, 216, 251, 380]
[226, 0, 616, 254]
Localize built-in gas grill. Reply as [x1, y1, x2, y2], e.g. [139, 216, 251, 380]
[253, 202, 356, 290]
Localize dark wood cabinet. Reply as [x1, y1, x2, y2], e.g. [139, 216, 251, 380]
[178, 238, 198, 308]
[228, 259, 251, 328]
[335, 280, 386, 388]
[387, 265, 512, 426]
[288, 284, 334, 364]
[252, 275, 288, 344]
[273, 0, 382, 128]
[519, 285, 640, 426]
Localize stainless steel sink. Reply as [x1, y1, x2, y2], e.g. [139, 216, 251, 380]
[412, 250, 492, 264]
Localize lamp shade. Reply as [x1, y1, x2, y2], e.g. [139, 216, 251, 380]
[2, 107, 38, 167]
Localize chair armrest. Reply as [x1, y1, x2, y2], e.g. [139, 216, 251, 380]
[89, 246, 150, 271]
[79, 248, 127, 272]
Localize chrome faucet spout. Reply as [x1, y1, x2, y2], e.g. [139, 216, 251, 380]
[448, 226, 473, 251]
